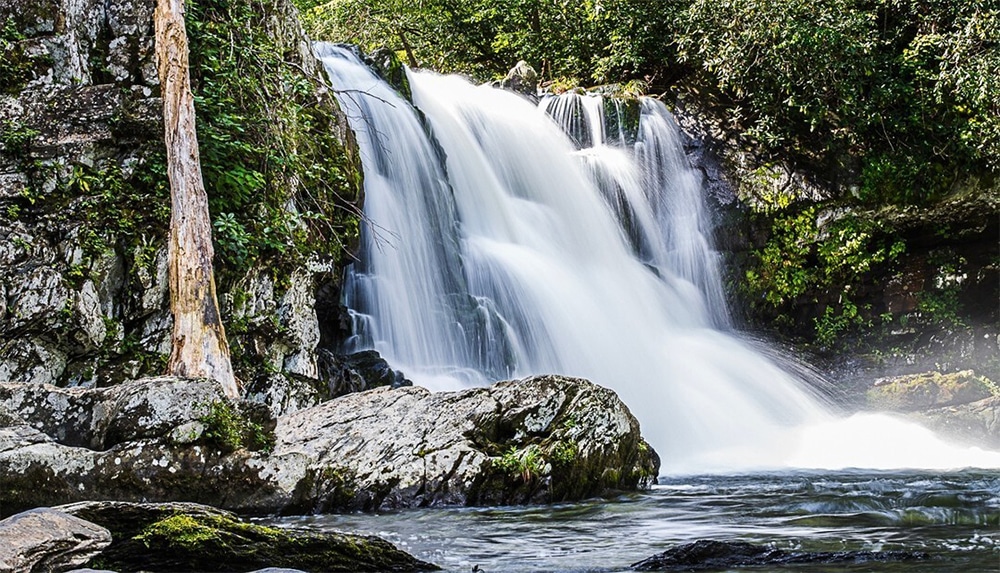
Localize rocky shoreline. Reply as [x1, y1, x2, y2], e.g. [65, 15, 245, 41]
[0, 374, 659, 570]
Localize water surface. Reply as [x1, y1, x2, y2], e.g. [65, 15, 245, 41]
[277, 471, 999, 572]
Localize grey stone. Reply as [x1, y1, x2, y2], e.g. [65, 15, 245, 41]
[253, 374, 659, 512]
[0, 508, 111, 573]
[500, 60, 539, 100]
[0, 376, 226, 449]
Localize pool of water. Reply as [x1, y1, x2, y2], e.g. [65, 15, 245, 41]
[275, 471, 999, 572]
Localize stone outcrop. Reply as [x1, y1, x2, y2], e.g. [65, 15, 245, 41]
[0, 375, 659, 515]
[866, 370, 995, 412]
[908, 396, 1000, 450]
[56, 501, 438, 572]
[0, 508, 111, 573]
[260, 374, 659, 512]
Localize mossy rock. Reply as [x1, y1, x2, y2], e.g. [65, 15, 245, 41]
[82, 506, 439, 572]
[866, 370, 996, 412]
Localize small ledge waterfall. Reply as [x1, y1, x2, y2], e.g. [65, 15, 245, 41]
[317, 44, 1000, 473]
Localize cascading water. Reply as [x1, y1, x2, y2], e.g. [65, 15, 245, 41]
[317, 44, 1000, 473]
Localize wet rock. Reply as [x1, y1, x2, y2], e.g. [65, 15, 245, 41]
[64, 502, 438, 572]
[500, 60, 539, 101]
[630, 539, 930, 571]
[0, 508, 111, 573]
[908, 396, 1000, 449]
[317, 348, 412, 399]
[867, 370, 996, 412]
[262, 374, 659, 512]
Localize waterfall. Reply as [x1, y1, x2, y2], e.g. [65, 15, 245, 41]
[317, 44, 1000, 473]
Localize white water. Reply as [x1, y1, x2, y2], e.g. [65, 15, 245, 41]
[317, 44, 1000, 473]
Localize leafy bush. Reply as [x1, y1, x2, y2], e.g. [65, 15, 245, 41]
[186, 0, 361, 281]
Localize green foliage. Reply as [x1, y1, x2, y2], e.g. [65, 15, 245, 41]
[1, 20, 32, 94]
[0, 120, 38, 154]
[493, 444, 547, 482]
[745, 206, 906, 346]
[186, 0, 361, 281]
[198, 400, 275, 454]
[549, 440, 578, 466]
[676, 0, 999, 204]
[296, 0, 680, 84]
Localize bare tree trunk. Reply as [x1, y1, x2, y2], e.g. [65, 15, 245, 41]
[155, 0, 239, 398]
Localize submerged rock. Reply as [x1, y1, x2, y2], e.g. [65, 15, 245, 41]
[58, 501, 437, 572]
[0, 508, 111, 573]
[630, 539, 930, 571]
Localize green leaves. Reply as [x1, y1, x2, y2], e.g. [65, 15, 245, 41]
[185, 0, 360, 283]
[677, 0, 998, 204]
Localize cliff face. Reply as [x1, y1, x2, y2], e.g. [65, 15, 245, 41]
[673, 94, 999, 389]
[0, 0, 361, 405]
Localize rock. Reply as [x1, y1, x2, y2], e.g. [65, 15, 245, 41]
[0, 508, 111, 573]
[260, 374, 659, 512]
[908, 396, 1000, 449]
[630, 540, 929, 571]
[1, 375, 657, 515]
[867, 370, 995, 412]
[0, 377, 228, 449]
[500, 60, 539, 100]
[61, 502, 438, 572]
[317, 349, 412, 400]
[0, 378, 277, 515]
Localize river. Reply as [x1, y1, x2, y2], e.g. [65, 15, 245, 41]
[278, 470, 998, 572]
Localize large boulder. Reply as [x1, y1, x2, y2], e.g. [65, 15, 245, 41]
[258, 374, 659, 512]
[57, 501, 438, 572]
[1, 375, 658, 514]
[0, 377, 276, 515]
[0, 508, 111, 573]
[0, 376, 227, 449]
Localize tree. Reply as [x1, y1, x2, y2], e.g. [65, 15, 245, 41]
[155, 0, 239, 398]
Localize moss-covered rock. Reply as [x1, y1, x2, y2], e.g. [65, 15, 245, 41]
[62, 502, 438, 572]
[866, 370, 996, 412]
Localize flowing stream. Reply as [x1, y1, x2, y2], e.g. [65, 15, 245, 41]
[316, 44, 1000, 474]
[278, 470, 999, 572]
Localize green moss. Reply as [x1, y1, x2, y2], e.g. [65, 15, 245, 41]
[198, 400, 275, 454]
[92, 511, 439, 571]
